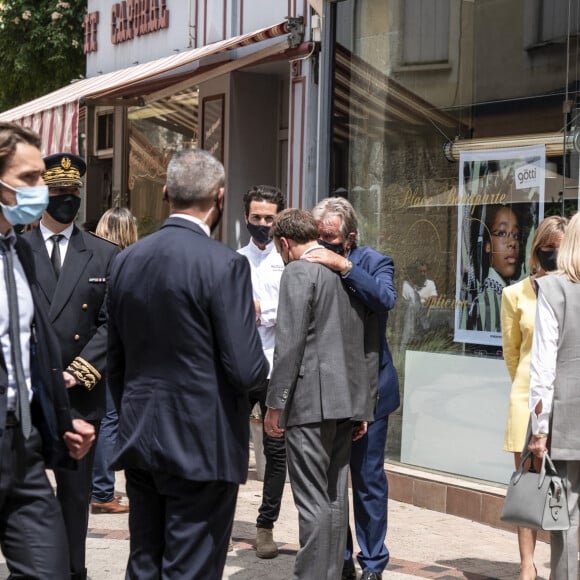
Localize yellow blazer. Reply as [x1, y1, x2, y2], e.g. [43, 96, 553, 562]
[501, 276, 536, 452]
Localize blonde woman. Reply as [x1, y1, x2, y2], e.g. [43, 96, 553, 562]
[90, 207, 138, 513]
[95, 206, 138, 250]
[501, 215, 568, 580]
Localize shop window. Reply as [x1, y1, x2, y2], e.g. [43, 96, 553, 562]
[127, 87, 198, 236]
[402, 0, 450, 65]
[95, 111, 114, 157]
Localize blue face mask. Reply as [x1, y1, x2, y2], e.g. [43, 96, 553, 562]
[0, 180, 49, 226]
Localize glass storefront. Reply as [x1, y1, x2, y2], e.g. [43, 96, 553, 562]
[330, 0, 580, 477]
[127, 87, 199, 235]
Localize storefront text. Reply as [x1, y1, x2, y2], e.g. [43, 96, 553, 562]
[111, 0, 169, 45]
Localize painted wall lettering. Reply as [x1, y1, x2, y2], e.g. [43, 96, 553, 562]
[111, 0, 170, 45]
[83, 11, 99, 54]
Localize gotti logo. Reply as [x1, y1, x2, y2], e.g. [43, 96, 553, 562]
[515, 163, 541, 190]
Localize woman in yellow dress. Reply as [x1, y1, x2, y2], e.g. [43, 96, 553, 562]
[501, 215, 568, 580]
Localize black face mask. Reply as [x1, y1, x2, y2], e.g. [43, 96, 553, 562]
[537, 249, 558, 272]
[209, 195, 223, 235]
[47, 194, 81, 224]
[247, 223, 271, 246]
[318, 239, 344, 256]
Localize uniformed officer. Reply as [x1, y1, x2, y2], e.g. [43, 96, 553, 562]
[22, 153, 119, 580]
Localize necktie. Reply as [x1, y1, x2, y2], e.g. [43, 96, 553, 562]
[50, 234, 63, 278]
[1, 239, 32, 438]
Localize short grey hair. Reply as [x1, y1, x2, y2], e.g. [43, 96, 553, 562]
[311, 196, 359, 241]
[166, 148, 225, 209]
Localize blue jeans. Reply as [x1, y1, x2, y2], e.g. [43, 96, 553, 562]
[91, 385, 118, 503]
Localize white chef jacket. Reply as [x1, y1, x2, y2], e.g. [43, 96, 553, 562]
[238, 239, 284, 378]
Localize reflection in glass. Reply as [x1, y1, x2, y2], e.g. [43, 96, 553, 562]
[330, 0, 580, 461]
[128, 87, 198, 235]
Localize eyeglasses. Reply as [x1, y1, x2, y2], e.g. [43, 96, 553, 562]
[491, 230, 521, 242]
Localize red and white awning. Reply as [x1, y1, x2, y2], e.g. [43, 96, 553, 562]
[0, 21, 298, 155]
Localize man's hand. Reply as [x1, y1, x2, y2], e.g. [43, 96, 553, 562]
[62, 371, 78, 389]
[352, 421, 368, 441]
[63, 419, 95, 460]
[301, 247, 345, 272]
[528, 435, 548, 459]
[264, 407, 285, 438]
[254, 300, 262, 326]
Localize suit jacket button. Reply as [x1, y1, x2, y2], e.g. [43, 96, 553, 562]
[74, 334, 80, 341]
[82, 303, 88, 310]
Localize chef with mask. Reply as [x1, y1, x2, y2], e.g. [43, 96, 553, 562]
[23, 152, 119, 580]
[237, 184, 287, 559]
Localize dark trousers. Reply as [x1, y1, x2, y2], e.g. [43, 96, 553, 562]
[250, 391, 287, 529]
[54, 419, 100, 580]
[125, 467, 238, 579]
[0, 424, 69, 579]
[345, 416, 390, 573]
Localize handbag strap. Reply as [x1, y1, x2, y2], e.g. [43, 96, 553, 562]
[514, 449, 560, 486]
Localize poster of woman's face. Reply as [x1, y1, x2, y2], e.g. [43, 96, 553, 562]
[454, 146, 545, 347]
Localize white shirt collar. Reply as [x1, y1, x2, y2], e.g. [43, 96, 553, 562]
[171, 213, 211, 237]
[247, 238, 275, 256]
[301, 243, 324, 257]
[39, 220, 74, 241]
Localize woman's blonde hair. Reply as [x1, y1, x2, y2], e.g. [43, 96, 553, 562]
[557, 212, 580, 282]
[529, 215, 568, 273]
[95, 207, 138, 249]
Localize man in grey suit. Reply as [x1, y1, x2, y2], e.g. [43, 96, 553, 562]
[264, 208, 376, 580]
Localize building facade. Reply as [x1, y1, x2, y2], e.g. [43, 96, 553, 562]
[1, 0, 578, 485]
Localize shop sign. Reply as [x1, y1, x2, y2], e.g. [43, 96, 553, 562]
[111, 0, 170, 45]
[84, 11, 99, 53]
[84, 1, 170, 54]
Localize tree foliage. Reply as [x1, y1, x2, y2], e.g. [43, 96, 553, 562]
[0, 1, 86, 112]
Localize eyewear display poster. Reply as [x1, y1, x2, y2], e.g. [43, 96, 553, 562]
[454, 146, 545, 347]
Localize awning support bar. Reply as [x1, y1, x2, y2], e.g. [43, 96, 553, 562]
[444, 130, 580, 161]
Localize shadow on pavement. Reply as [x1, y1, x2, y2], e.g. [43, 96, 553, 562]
[438, 557, 542, 580]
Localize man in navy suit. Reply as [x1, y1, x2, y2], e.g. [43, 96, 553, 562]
[108, 148, 269, 579]
[0, 122, 95, 578]
[309, 197, 400, 580]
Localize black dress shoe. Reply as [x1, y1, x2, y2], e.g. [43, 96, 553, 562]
[360, 572, 382, 580]
[341, 561, 356, 580]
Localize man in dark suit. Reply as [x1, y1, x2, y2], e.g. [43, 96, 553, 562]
[107, 148, 269, 579]
[264, 208, 376, 580]
[0, 122, 95, 577]
[23, 152, 119, 580]
[308, 197, 400, 580]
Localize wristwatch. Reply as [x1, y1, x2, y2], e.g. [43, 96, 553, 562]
[340, 259, 353, 276]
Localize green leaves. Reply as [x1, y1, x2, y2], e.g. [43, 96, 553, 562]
[0, 0, 86, 111]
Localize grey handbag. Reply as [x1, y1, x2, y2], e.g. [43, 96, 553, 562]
[500, 450, 570, 531]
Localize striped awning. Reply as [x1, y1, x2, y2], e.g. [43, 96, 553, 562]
[0, 20, 300, 155]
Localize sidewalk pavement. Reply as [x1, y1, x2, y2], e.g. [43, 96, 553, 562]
[0, 458, 551, 579]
